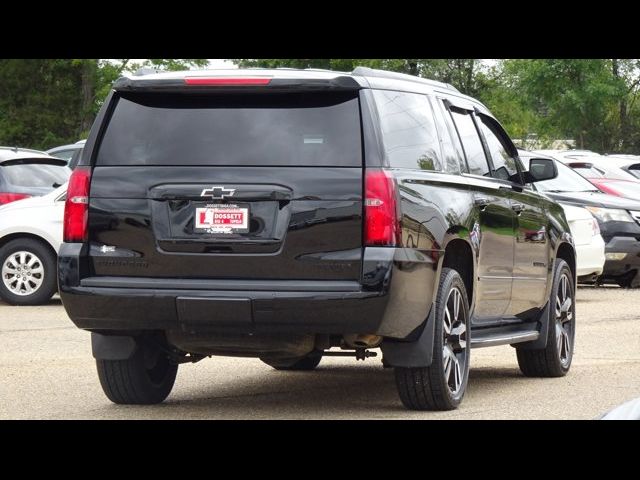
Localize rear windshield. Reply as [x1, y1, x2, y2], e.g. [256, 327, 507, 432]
[1, 163, 70, 188]
[96, 92, 362, 167]
[571, 166, 604, 178]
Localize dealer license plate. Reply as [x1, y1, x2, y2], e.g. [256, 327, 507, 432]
[194, 203, 250, 234]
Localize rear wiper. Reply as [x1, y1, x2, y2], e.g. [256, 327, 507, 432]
[581, 189, 601, 193]
[544, 190, 567, 193]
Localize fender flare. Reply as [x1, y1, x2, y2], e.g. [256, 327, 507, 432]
[381, 232, 476, 368]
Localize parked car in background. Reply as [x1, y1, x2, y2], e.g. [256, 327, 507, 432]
[0, 147, 70, 206]
[534, 149, 600, 160]
[46, 139, 85, 169]
[599, 396, 640, 420]
[0, 183, 65, 305]
[603, 154, 640, 180]
[537, 150, 640, 182]
[560, 204, 605, 282]
[575, 174, 640, 201]
[520, 149, 640, 287]
[60, 67, 576, 411]
[542, 153, 640, 201]
[562, 160, 633, 182]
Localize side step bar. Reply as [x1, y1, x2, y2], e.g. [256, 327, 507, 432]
[470, 323, 539, 349]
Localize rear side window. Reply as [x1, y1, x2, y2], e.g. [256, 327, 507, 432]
[96, 92, 362, 167]
[450, 111, 490, 177]
[430, 98, 464, 174]
[372, 90, 442, 171]
[626, 165, 640, 179]
[1, 163, 70, 188]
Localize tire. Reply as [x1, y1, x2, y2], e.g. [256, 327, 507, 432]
[516, 259, 575, 377]
[616, 270, 640, 289]
[260, 351, 323, 371]
[394, 267, 471, 411]
[0, 238, 58, 306]
[96, 338, 178, 404]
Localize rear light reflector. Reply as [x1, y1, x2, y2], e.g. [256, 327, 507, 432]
[364, 169, 401, 246]
[184, 77, 272, 86]
[0, 193, 31, 205]
[63, 166, 91, 242]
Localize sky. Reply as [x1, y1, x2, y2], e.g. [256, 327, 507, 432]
[109, 59, 236, 73]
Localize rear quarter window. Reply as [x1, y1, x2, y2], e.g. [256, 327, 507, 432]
[372, 90, 443, 171]
[96, 92, 362, 167]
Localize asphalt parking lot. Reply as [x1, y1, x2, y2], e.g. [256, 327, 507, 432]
[2, 286, 640, 419]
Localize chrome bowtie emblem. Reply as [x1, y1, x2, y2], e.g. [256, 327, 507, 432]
[200, 186, 236, 199]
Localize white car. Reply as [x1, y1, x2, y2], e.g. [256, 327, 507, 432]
[560, 203, 605, 281]
[535, 150, 640, 182]
[0, 184, 65, 305]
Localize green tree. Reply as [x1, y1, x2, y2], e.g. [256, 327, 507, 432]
[0, 59, 84, 149]
[502, 59, 622, 151]
[0, 59, 208, 149]
[232, 59, 502, 95]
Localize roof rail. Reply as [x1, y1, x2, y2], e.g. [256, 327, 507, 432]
[352, 66, 459, 92]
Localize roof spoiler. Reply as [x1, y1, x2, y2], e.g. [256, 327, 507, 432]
[113, 75, 362, 92]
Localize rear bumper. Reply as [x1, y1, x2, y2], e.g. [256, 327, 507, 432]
[59, 243, 440, 339]
[60, 284, 387, 334]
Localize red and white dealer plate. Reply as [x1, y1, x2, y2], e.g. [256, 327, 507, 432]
[194, 204, 249, 233]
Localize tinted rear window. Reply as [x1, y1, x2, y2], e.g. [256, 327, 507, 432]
[1, 163, 70, 188]
[96, 92, 362, 167]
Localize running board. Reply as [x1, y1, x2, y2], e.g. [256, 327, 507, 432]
[470, 324, 539, 348]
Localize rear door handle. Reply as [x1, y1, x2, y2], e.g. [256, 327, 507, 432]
[511, 203, 526, 213]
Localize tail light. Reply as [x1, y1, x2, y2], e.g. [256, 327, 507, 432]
[591, 218, 601, 237]
[364, 169, 401, 246]
[0, 193, 31, 205]
[184, 77, 272, 86]
[63, 166, 91, 242]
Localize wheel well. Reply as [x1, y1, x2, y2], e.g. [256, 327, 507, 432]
[0, 233, 57, 257]
[556, 242, 576, 280]
[442, 239, 474, 306]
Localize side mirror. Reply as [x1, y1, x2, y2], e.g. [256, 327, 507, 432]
[524, 157, 558, 183]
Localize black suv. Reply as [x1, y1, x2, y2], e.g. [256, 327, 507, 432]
[59, 67, 576, 411]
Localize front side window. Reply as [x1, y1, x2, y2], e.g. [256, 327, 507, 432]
[450, 110, 490, 177]
[478, 118, 519, 182]
[372, 90, 443, 171]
